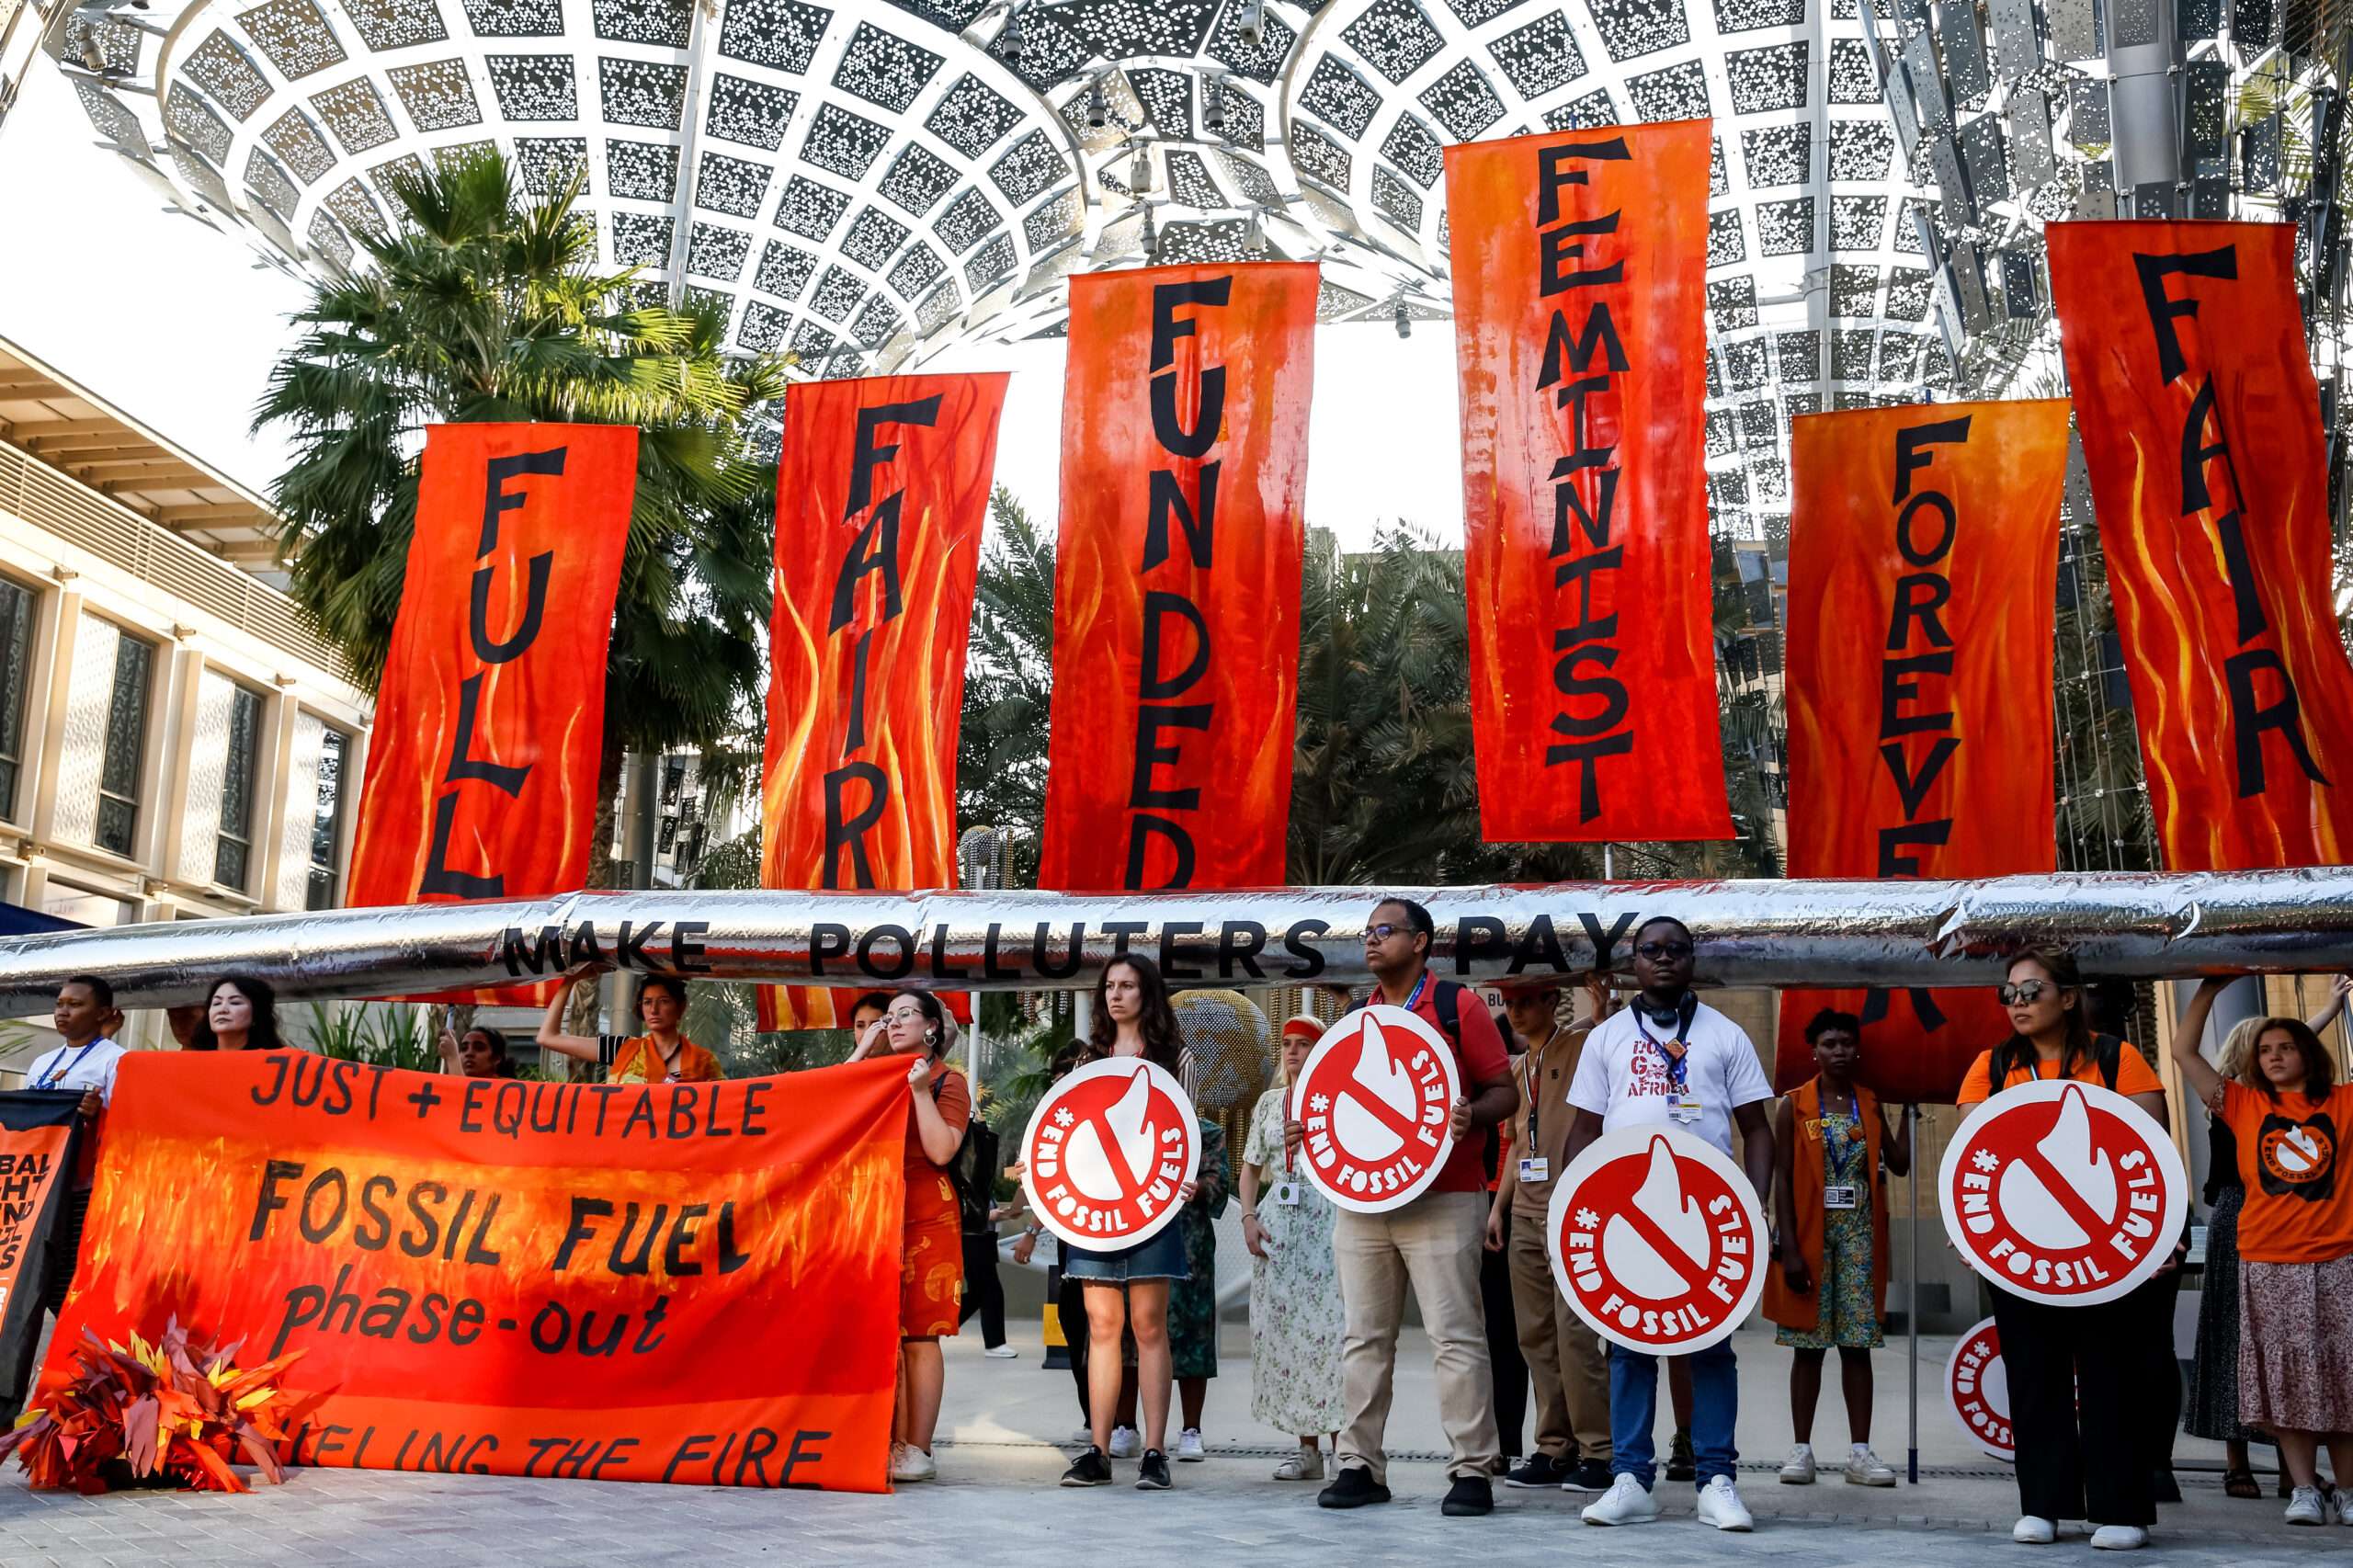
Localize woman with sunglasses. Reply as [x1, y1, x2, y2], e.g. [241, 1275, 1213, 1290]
[849, 987, 972, 1483]
[1956, 947, 2168, 1551]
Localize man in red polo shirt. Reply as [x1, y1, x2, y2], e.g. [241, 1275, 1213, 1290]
[1296, 896, 1518, 1517]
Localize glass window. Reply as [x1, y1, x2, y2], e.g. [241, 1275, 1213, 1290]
[213, 686, 264, 890]
[40, 879, 136, 927]
[306, 728, 347, 910]
[95, 631, 153, 858]
[0, 579, 34, 818]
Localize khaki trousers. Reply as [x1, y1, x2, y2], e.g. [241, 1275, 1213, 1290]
[1506, 1207, 1611, 1461]
[1336, 1189, 1500, 1483]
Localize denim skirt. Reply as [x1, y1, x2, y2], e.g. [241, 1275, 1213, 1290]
[1064, 1222, 1191, 1283]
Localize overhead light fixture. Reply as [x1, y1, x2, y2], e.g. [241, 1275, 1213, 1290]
[1130, 144, 1154, 194]
[1000, 3, 1026, 62]
[1141, 203, 1159, 260]
[1086, 77, 1107, 129]
[1393, 296, 1411, 338]
[79, 36, 108, 71]
[1243, 207, 1266, 256]
[1240, 0, 1265, 47]
[1206, 73, 1227, 132]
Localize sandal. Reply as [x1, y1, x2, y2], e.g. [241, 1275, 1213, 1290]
[2224, 1467, 2261, 1500]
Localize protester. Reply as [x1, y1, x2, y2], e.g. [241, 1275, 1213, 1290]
[438, 1022, 518, 1079]
[1293, 897, 1516, 1518]
[1170, 1115, 1230, 1460]
[1056, 954, 1199, 1492]
[188, 974, 282, 1052]
[166, 1004, 203, 1050]
[1763, 1008, 1907, 1488]
[1013, 1036, 1096, 1433]
[1563, 915, 1775, 1531]
[1487, 978, 1612, 1492]
[849, 991, 891, 1040]
[951, 1110, 1016, 1358]
[535, 974, 721, 1083]
[2, 976, 129, 1423]
[1480, 995, 1529, 1465]
[1957, 947, 2169, 1551]
[1241, 1015, 1344, 1479]
[2168, 978, 2353, 1527]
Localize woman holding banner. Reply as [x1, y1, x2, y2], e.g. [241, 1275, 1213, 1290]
[536, 975, 722, 1083]
[1958, 948, 2169, 1551]
[1240, 1014, 1345, 1479]
[190, 974, 284, 1052]
[2169, 978, 2353, 1527]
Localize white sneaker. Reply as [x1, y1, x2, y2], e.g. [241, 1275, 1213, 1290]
[2334, 1486, 2353, 1526]
[890, 1444, 937, 1483]
[1108, 1425, 1142, 1459]
[1778, 1444, 1815, 1484]
[1844, 1446, 1896, 1486]
[1696, 1475, 1754, 1531]
[1176, 1427, 1206, 1461]
[1582, 1473, 1660, 1526]
[2012, 1516, 2056, 1544]
[1273, 1447, 1324, 1481]
[2088, 1526, 2146, 1551]
[2287, 1486, 2329, 1526]
[983, 1344, 1018, 1358]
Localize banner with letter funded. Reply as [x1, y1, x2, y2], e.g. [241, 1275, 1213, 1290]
[1775, 401, 2068, 1101]
[40, 1053, 910, 1491]
[1040, 261, 1317, 892]
[1445, 119, 1729, 844]
[758, 374, 1008, 1030]
[2050, 220, 2353, 869]
[347, 423, 638, 1001]
[0, 1092, 83, 1387]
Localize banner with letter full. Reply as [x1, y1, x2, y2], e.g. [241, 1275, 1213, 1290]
[1775, 401, 2069, 1101]
[1040, 261, 1318, 892]
[347, 423, 638, 1001]
[2051, 220, 2353, 870]
[40, 1053, 910, 1491]
[1445, 119, 1729, 845]
[758, 374, 1008, 1030]
[1290, 1006, 1461, 1212]
[0, 1092, 83, 1386]
[1018, 1059, 1200, 1248]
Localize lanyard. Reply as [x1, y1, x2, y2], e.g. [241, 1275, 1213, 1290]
[1522, 1027, 1564, 1153]
[1402, 971, 1431, 1014]
[1823, 1092, 1864, 1183]
[37, 1040, 99, 1091]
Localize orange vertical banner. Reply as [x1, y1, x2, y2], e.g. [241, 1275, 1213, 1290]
[347, 424, 637, 915]
[1039, 262, 1317, 892]
[758, 374, 1007, 1029]
[1446, 120, 1729, 843]
[1774, 402, 2069, 1101]
[2051, 220, 2353, 869]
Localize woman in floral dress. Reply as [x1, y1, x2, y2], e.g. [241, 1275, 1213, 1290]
[1238, 1016, 1346, 1479]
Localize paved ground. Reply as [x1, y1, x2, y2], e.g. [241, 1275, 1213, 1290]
[0, 1327, 2341, 1565]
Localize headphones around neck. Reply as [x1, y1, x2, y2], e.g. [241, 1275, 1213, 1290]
[1640, 991, 1699, 1034]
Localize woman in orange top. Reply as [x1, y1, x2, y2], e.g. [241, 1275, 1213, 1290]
[1956, 948, 2169, 1552]
[2170, 979, 2353, 1527]
[536, 974, 722, 1083]
[849, 986, 971, 1485]
[1765, 1007, 1908, 1488]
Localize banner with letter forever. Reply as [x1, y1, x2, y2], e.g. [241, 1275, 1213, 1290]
[1445, 120, 1729, 844]
[40, 1053, 909, 1491]
[758, 374, 1008, 1030]
[347, 423, 638, 1001]
[1040, 261, 1318, 892]
[2051, 220, 2353, 869]
[0, 1092, 82, 1386]
[1775, 401, 2068, 1101]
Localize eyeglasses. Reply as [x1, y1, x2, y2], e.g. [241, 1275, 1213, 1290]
[1996, 980, 2052, 1006]
[1635, 940, 1694, 960]
[1363, 923, 1403, 943]
[885, 1006, 926, 1024]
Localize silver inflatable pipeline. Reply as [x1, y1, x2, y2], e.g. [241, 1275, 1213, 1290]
[0, 869, 2348, 1009]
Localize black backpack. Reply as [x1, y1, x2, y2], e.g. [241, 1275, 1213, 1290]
[948, 1116, 999, 1233]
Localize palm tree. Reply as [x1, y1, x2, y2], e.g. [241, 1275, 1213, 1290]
[957, 486, 1057, 888]
[255, 149, 787, 884]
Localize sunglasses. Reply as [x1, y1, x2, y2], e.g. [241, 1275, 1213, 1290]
[1996, 980, 2054, 1006]
[1635, 940, 1694, 960]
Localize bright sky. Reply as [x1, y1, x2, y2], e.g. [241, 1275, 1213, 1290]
[0, 62, 1466, 548]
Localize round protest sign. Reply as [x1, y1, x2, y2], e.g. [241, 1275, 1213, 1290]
[1938, 1079, 2186, 1306]
[1289, 1005, 1461, 1214]
[1020, 1058, 1200, 1250]
[1945, 1316, 2015, 1461]
[1545, 1123, 1768, 1355]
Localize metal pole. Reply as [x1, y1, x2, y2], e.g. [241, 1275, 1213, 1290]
[1907, 1102, 1920, 1486]
[1603, 842, 1614, 880]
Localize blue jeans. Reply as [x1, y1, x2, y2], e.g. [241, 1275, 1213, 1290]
[1608, 1339, 1737, 1490]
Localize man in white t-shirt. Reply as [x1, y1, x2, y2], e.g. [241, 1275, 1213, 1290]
[1564, 917, 1776, 1532]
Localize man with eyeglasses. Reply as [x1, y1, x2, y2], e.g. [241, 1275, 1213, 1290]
[1565, 915, 1776, 1532]
[1298, 897, 1518, 1517]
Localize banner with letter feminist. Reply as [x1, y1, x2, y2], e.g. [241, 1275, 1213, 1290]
[0, 1092, 83, 1386]
[40, 1053, 910, 1491]
[1290, 1006, 1461, 1212]
[1445, 119, 1729, 844]
[1776, 401, 2069, 1101]
[1018, 1059, 1201, 1248]
[758, 374, 1008, 1030]
[1040, 262, 1317, 892]
[2051, 220, 2353, 869]
[347, 423, 637, 1001]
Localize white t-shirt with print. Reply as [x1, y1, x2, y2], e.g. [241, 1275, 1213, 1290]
[21, 1037, 127, 1105]
[1566, 1000, 1773, 1159]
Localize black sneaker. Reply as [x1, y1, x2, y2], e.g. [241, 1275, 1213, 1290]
[1504, 1452, 1571, 1488]
[1318, 1466, 1392, 1508]
[1566, 1457, 1613, 1492]
[1442, 1475, 1495, 1517]
[1665, 1431, 1696, 1483]
[1061, 1447, 1112, 1486]
[1135, 1449, 1173, 1491]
